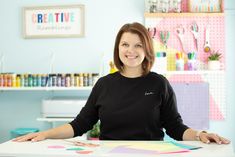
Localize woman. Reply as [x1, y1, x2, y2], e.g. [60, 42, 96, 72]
[14, 22, 230, 144]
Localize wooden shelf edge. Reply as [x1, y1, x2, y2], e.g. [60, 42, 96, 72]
[144, 12, 225, 18]
[161, 70, 225, 75]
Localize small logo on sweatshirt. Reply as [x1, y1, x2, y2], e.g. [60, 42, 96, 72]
[145, 91, 154, 96]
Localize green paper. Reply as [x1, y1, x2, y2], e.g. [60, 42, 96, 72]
[66, 147, 84, 151]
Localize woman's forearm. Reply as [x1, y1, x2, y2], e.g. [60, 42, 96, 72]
[43, 124, 74, 139]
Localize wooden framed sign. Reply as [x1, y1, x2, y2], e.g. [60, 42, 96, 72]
[23, 5, 85, 38]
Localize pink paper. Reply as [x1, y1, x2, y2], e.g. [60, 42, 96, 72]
[48, 145, 65, 149]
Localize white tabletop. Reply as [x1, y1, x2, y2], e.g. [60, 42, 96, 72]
[0, 139, 234, 157]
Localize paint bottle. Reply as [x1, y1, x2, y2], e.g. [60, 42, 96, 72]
[16, 74, 21, 87]
[79, 73, 83, 87]
[20, 74, 24, 87]
[88, 73, 93, 86]
[24, 74, 28, 87]
[48, 74, 53, 87]
[0, 74, 3, 87]
[57, 74, 62, 87]
[5, 74, 9, 87]
[74, 73, 79, 87]
[52, 74, 57, 87]
[7, 74, 12, 87]
[5, 74, 8, 87]
[65, 74, 71, 87]
[37, 74, 41, 87]
[41, 74, 46, 87]
[86, 73, 89, 86]
[61, 74, 66, 87]
[32, 74, 37, 87]
[12, 74, 17, 87]
[70, 73, 75, 87]
[28, 74, 33, 87]
[83, 73, 88, 87]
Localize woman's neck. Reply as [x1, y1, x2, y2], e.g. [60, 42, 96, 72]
[121, 67, 143, 78]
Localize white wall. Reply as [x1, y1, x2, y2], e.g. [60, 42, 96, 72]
[0, 0, 144, 74]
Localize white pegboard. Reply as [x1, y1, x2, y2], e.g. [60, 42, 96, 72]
[202, 73, 226, 120]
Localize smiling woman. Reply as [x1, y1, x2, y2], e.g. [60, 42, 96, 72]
[118, 32, 146, 74]
[14, 22, 230, 145]
[114, 23, 155, 76]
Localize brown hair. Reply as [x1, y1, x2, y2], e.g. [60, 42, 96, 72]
[113, 22, 155, 76]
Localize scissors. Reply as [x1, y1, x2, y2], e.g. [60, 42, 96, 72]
[175, 24, 185, 52]
[147, 27, 157, 38]
[160, 31, 170, 49]
[190, 22, 199, 51]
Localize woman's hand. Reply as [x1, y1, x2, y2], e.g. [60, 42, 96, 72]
[199, 132, 230, 144]
[13, 124, 74, 142]
[12, 132, 47, 142]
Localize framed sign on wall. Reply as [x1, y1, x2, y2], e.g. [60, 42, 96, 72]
[23, 5, 85, 38]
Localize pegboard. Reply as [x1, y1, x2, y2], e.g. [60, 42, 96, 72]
[145, 16, 225, 71]
[144, 1, 226, 121]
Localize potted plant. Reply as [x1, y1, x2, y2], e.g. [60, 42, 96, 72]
[207, 51, 222, 70]
[87, 122, 100, 140]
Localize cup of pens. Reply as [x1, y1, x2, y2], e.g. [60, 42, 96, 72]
[175, 52, 184, 71]
[187, 52, 197, 71]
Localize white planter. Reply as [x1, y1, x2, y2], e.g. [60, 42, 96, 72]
[208, 61, 221, 70]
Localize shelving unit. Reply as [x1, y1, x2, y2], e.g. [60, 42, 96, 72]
[0, 71, 224, 91]
[0, 86, 92, 91]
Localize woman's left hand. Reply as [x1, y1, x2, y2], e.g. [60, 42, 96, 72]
[199, 132, 230, 144]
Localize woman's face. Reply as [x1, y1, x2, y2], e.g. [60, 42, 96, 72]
[118, 32, 145, 70]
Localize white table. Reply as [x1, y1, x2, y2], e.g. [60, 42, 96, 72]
[0, 139, 234, 157]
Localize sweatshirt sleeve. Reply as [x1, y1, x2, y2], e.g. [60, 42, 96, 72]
[160, 78, 189, 140]
[69, 79, 101, 137]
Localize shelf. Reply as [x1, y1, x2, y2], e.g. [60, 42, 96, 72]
[144, 12, 225, 18]
[163, 70, 225, 75]
[37, 117, 74, 122]
[0, 71, 225, 91]
[0, 86, 93, 91]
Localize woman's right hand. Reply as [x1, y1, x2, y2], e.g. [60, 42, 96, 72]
[12, 131, 47, 142]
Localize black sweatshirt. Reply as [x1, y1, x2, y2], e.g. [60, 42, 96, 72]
[69, 72, 189, 140]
